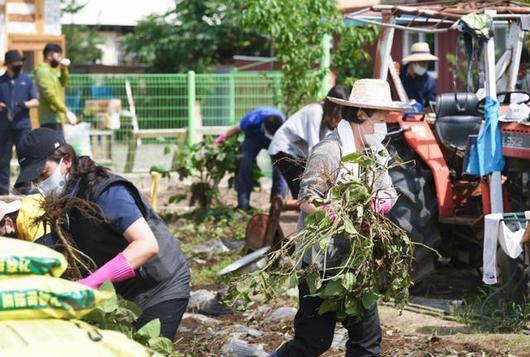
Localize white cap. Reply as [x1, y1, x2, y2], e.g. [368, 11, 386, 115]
[0, 200, 21, 221]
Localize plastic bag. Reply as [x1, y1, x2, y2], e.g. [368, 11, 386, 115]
[0, 319, 150, 357]
[0, 275, 108, 320]
[63, 122, 93, 157]
[0, 237, 66, 277]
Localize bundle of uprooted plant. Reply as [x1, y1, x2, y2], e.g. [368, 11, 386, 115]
[231, 151, 414, 320]
[35, 193, 102, 280]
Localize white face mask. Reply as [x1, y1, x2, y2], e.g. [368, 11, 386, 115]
[413, 63, 427, 76]
[37, 159, 68, 197]
[363, 122, 388, 148]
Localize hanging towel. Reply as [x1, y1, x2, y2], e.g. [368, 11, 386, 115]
[458, 14, 492, 92]
[337, 119, 359, 181]
[336, 120, 397, 206]
[466, 97, 505, 176]
[483, 213, 529, 285]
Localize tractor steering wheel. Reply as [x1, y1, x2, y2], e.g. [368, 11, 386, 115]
[476, 90, 530, 114]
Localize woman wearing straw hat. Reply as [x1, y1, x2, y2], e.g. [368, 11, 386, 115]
[272, 79, 409, 357]
[400, 42, 438, 109]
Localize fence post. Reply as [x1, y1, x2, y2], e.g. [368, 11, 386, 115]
[319, 33, 332, 98]
[229, 70, 236, 124]
[274, 73, 282, 112]
[187, 70, 196, 146]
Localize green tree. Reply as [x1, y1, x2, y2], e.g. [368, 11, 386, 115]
[62, 0, 103, 64]
[242, 0, 377, 114]
[123, 0, 268, 72]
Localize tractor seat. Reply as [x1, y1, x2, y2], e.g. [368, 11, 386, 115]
[434, 93, 482, 151]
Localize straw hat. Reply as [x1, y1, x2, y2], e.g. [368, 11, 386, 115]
[402, 42, 438, 64]
[327, 79, 411, 112]
[0, 200, 21, 221]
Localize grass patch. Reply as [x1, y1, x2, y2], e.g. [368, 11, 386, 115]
[163, 205, 254, 288]
[455, 286, 530, 333]
[190, 253, 238, 286]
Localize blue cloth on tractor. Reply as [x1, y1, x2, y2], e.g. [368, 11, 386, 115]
[465, 96, 505, 176]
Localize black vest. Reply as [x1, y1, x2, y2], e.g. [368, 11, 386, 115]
[67, 175, 189, 301]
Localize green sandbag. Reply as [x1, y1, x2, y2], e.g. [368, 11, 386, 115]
[0, 237, 67, 277]
[0, 319, 151, 357]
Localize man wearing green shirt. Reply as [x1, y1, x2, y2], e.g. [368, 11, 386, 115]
[33, 43, 76, 134]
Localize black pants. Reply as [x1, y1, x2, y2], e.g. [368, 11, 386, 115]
[0, 125, 31, 194]
[276, 281, 381, 357]
[271, 152, 306, 199]
[135, 298, 189, 340]
[236, 137, 287, 210]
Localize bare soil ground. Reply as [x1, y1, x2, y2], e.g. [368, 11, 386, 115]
[156, 182, 530, 356]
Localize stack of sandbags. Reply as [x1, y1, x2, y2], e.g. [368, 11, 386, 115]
[0, 237, 150, 357]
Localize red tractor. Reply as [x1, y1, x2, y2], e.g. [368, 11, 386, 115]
[348, 2, 530, 301]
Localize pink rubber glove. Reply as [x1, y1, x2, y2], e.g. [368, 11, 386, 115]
[372, 192, 393, 214]
[214, 134, 227, 145]
[77, 253, 136, 290]
[322, 204, 337, 221]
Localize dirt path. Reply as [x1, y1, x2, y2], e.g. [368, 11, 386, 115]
[379, 306, 530, 356]
[175, 293, 530, 356]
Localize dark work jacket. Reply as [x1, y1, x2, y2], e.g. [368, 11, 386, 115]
[67, 175, 190, 302]
[400, 64, 437, 108]
[0, 73, 36, 130]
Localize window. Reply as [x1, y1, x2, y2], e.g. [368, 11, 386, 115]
[403, 31, 438, 79]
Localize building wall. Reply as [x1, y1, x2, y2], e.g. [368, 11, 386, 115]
[437, 30, 460, 93]
[367, 29, 459, 97]
[98, 30, 122, 66]
[0, 0, 63, 56]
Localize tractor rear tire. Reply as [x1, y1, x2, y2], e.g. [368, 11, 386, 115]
[386, 134, 442, 282]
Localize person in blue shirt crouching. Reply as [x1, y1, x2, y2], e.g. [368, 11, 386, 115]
[215, 107, 287, 211]
[0, 50, 38, 194]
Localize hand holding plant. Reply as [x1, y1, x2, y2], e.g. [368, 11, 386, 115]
[229, 151, 414, 321]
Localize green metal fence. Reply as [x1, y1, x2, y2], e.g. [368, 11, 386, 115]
[67, 71, 283, 130]
[66, 71, 283, 172]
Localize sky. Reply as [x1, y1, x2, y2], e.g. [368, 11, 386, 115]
[61, 0, 175, 27]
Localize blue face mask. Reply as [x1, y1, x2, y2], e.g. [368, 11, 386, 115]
[37, 159, 68, 197]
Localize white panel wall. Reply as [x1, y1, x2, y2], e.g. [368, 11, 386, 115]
[98, 31, 121, 65]
[6, 3, 35, 15]
[8, 22, 36, 34]
[44, 0, 61, 35]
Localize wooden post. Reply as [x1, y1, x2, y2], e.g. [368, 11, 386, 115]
[484, 9, 503, 214]
[35, 0, 44, 34]
[373, 11, 395, 80]
[187, 70, 196, 146]
[501, 20, 524, 91]
[124, 80, 138, 173]
[388, 58, 409, 102]
[228, 70, 236, 125]
[150, 171, 161, 212]
[495, 50, 511, 84]
[193, 100, 202, 143]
